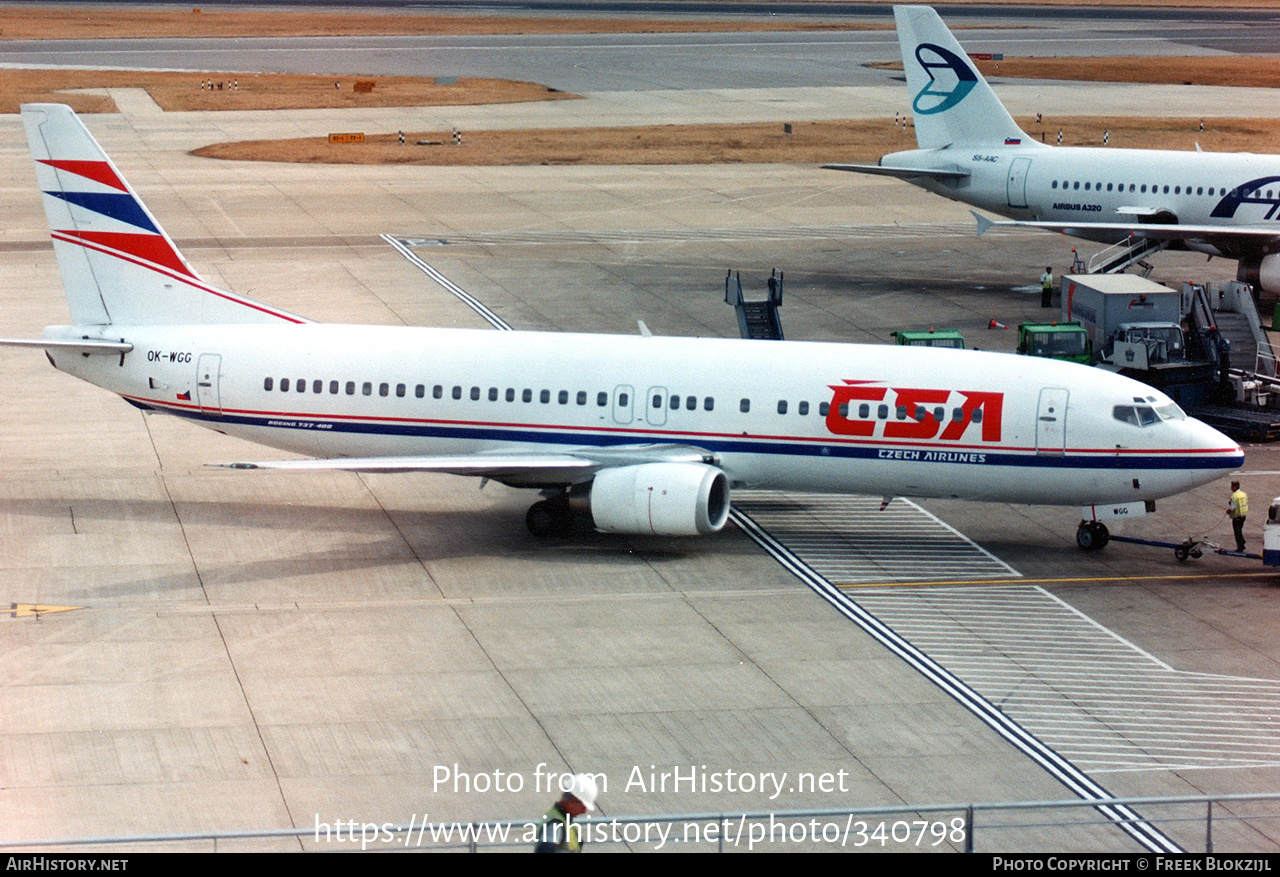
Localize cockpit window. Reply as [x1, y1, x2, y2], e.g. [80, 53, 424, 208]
[1155, 403, 1185, 421]
[1113, 404, 1162, 427]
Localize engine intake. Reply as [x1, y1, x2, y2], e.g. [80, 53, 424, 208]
[590, 462, 730, 536]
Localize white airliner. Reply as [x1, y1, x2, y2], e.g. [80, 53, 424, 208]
[829, 6, 1280, 293]
[4, 103, 1243, 548]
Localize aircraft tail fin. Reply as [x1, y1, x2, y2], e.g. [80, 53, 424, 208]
[22, 104, 304, 326]
[894, 6, 1032, 150]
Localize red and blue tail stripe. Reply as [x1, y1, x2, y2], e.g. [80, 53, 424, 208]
[40, 157, 199, 280]
[23, 103, 305, 325]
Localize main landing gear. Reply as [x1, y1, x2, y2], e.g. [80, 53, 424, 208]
[1076, 520, 1110, 551]
[526, 495, 576, 538]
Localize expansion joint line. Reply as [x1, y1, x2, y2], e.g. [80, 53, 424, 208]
[381, 234, 512, 331]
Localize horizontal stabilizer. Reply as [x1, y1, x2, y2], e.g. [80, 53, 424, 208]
[0, 337, 132, 354]
[823, 163, 969, 181]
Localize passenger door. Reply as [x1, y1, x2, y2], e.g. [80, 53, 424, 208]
[1007, 157, 1031, 209]
[196, 353, 222, 415]
[1036, 387, 1068, 454]
[645, 386, 667, 426]
[613, 384, 634, 425]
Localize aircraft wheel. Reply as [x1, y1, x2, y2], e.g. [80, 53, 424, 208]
[1175, 543, 1191, 562]
[526, 501, 558, 537]
[1076, 521, 1109, 551]
[526, 499, 572, 538]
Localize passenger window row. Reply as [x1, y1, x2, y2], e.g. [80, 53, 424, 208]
[838, 402, 982, 424]
[258, 377, 983, 426]
[257, 377, 786, 419]
[1051, 180, 1272, 199]
[262, 377, 618, 406]
[653, 393, 716, 412]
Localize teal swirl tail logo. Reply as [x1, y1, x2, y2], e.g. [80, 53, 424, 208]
[912, 42, 978, 115]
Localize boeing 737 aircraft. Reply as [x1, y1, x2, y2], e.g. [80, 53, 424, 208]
[829, 6, 1280, 292]
[2, 104, 1243, 549]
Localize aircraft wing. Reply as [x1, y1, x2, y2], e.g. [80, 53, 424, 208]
[973, 215, 1280, 247]
[823, 163, 971, 182]
[222, 454, 601, 485]
[218, 444, 718, 487]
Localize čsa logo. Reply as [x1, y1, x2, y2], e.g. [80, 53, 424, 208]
[826, 381, 1003, 442]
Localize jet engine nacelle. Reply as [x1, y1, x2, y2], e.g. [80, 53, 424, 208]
[590, 462, 730, 536]
[1238, 254, 1280, 294]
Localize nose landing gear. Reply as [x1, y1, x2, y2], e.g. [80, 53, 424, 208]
[1076, 520, 1110, 551]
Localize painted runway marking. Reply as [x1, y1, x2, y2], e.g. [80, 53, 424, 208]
[5, 603, 81, 620]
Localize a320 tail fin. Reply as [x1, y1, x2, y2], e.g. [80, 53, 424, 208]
[894, 6, 1032, 150]
[22, 103, 304, 326]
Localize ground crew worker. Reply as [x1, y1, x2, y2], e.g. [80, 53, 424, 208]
[1230, 480, 1249, 552]
[1040, 267, 1054, 308]
[534, 773, 598, 852]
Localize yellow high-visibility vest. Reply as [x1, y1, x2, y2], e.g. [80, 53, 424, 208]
[1231, 489, 1249, 518]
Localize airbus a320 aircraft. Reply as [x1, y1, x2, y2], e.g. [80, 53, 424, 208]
[3, 104, 1243, 548]
[828, 6, 1280, 292]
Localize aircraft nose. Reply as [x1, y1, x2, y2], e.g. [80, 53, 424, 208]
[1187, 417, 1245, 478]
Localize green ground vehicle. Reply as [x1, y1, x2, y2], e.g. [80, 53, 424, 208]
[1017, 321, 1092, 364]
[892, 328, 966, 349]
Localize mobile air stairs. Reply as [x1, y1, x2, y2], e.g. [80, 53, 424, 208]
[1182, 280, 1280, 442]
[1087, 235, 1169, 276]
[725, 269, 785, 341]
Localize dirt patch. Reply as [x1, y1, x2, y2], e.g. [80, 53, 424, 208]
[192, 116, 1280, 167]
[193, 121, 897, 166]
[0, 69, 573, 115]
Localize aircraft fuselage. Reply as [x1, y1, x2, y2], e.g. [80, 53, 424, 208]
[46, 322, 1243, 507]
[883, 144, 1280, 259]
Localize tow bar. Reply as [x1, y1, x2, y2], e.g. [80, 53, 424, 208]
[1106, 534, 1261, 563]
